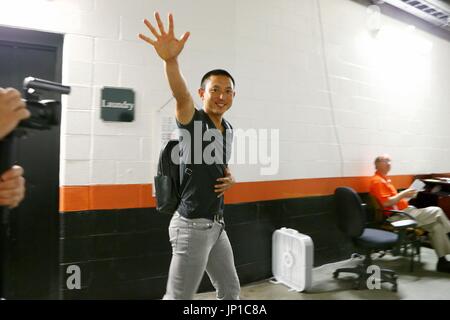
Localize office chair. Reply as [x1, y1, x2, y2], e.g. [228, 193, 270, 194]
[333, 187, 399, 292]
[369, 196, 423, 272]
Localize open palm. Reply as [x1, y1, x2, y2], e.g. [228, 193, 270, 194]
[139, 12, 190, 62]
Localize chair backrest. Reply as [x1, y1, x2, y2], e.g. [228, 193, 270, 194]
[334, 187, 366, 238]
[368, 194, 386, 224]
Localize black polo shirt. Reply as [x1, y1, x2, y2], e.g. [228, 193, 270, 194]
[176, 108, 233, 219]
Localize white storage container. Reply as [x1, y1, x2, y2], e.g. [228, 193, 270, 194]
[272, 227, 313, 292]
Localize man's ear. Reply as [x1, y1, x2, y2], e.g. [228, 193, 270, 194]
[198, 88, 205, 100]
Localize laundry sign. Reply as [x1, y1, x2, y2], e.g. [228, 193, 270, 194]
[101, 87, 135, 122]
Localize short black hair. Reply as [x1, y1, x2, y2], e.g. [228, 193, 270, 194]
[200, 69, 235, 89]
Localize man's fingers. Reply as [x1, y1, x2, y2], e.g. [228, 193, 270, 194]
[0, 179, 24, 200]
[217, 192, 224, 198]
[139, 33, 155, 45]
[214, 183, 228, 190]
[2, 88, 24, 110]
[1, 165, 24, 181]
[216, 177, 232, 184]
[0, 195, 23, 208]
[5, 88, 21, 101]
[0, 177, 22, 190]
[143, 19, 160, 39]
[0, 171, 25, 207]
[216, 176, 232, 181]
[17, 107, 31, 120]
[12, 98, 27, 112]
[168, 13, 174, 36]
[8, 203, 19, 209]
[0, 189, 22, 199]
[215, 183, 232, 192]
[180, 32, 190, 45]
[154, 12, 166, 35]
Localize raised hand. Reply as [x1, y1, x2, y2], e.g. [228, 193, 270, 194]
[139, 12, 190, 62]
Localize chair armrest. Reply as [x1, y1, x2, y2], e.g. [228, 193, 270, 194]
[382, 209, 416, 221]
[390, 219, 417, 229]
[381, 209, 418, 229]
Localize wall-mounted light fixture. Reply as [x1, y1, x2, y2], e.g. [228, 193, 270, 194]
[367, 4, 382, 34]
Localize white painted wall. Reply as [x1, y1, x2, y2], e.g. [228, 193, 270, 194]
[1, 0, 449, 186]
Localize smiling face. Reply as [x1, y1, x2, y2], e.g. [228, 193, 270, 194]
[198, 75, 235, 118]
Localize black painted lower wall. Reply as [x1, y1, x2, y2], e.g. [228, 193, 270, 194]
[59, 195, 362, 299]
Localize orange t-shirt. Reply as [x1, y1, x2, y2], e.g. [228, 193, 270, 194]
[369, 171, 408, 213]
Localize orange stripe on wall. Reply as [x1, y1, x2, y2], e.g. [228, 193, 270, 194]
[60, 184, 155, 212]
[59, 175, 414, 212]
[224, 175, 413, 204]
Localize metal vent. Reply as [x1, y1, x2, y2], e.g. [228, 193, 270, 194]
[379, 0, 450, 31]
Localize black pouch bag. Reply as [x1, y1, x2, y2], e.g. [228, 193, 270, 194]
[154, 139, 190, 214]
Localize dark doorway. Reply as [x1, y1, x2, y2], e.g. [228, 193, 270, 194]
[0, 26, 63, 299]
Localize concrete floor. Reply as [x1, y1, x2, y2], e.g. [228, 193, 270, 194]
[195, 247, 450, 300]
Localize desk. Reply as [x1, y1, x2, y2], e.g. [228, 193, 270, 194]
[410, 175, 450, 219]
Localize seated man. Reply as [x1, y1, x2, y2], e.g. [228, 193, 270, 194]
[369, 154, 450, 273]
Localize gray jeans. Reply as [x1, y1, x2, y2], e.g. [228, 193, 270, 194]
[163, 212, 240, 300]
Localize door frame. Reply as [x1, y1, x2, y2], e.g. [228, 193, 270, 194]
[0, 25, 64, 299]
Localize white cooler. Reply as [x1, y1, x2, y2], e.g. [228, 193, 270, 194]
[272, 227, 313, 292]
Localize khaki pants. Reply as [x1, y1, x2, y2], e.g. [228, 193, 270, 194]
[404, 206, 450, 257]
